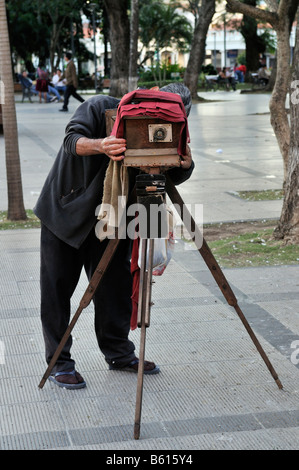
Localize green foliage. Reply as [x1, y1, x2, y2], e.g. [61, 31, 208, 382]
[259, 29, 277, 54]
[138, 62, 184, 82]
[237, 51, 246, 65]
[137, 79, 183, 89]
[138, 60, 185, 87]
[6, 0, 89, 70]
[6, 0, 51, 64]
[201, 64, 217, 75]
[139, 0, 193, 62]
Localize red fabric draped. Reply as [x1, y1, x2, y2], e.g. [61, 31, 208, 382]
[111, 89, 190, 156]
[112, 89, 189, 330]
[130, 236, 140, 331]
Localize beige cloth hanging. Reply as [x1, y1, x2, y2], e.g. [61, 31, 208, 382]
[95, 160, 129, 241]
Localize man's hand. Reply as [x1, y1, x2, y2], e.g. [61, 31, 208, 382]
[101, 135, 126, 161]
[75, 135, 126, 160]
[180, 144, 192, 170]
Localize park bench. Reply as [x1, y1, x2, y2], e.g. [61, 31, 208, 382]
[204, 75, 218, 91]
[250, 73, 268, 90]
[101, 78, 110, 89]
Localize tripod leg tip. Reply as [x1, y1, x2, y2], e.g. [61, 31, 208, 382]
[38, 379, 45, 389]
[276, 378, 283, 390]
[134, 424, 140, 440]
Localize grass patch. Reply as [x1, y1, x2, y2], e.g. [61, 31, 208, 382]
[208, 228, 299, 268]
[0, 210, 40, 230]
[234, 189, 284, 201]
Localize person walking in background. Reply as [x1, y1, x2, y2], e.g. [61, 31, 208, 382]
[36, 62, 49, 103]
[59, 52, 85, 112]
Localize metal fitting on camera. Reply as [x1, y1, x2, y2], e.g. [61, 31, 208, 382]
[136, 174, 168, 239]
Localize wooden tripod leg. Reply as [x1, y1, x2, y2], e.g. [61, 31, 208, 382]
[166, 176, 283, 390]
[134, 238, 154, 439]
[38, 235, 121, 389]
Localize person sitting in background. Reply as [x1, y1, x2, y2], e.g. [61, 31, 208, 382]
[257, 64, 269, 85]
[234, 63, 244, 83]
[236, 63, 246, 82]
[226, 67, 236, 91]
[20, 71, 61, 103]
[52, 69, 67, 94]
[19, 71, 39, 95]
[36, 63, 50, 103]
[218, 67, 236, 91]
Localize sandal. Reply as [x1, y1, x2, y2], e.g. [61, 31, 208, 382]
[49, 369, 86, 389]
[109, 357, 160, 375]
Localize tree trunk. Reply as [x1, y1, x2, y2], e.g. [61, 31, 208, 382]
[273, 18, 299, 243]
[226, 0, 292, 182]
[269, 24, 291, 180]
[184, 0, 215, 99]
[0, 0, 26, 221]
[103, 0, 130, 97]
[226, 0, 299, 243]
[128, 0, 139, 92]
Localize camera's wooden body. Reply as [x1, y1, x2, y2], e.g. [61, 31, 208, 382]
[105, 109, 181, 168]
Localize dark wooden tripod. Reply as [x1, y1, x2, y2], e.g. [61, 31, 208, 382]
[133, 175, 283, 439]
[38, 176, 283, 440]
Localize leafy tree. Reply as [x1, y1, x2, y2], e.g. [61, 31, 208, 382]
[39, 0, 87, 72]
[139, 0, 193, 64]
[227, 0, 297, 177]
[226, 0, 299, 244]
[6, 0, 50, 71]
[139, 0, 193, 86]
[6, 0, 91, 74]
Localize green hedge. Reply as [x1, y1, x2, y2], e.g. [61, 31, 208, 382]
[137, 79, 183, 89]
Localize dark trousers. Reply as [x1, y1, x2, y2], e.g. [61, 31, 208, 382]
[62, 85, 84, 110]
[40, 224, 135, 373]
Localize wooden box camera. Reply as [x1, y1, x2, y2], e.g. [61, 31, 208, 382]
[106, 109, 181, 168]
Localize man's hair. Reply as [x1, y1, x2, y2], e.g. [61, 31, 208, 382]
[160, 82, 192, 117]
[65, 52, 72, 60]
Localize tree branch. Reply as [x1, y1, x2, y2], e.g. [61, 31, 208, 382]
[225, 0, 279, 27]
[264, 0, 279, 12]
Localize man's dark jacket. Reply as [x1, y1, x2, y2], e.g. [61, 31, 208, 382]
[34, 95, 194, 249]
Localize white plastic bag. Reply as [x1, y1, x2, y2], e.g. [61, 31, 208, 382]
[152, 231, 175, 276]
[138, 206, 175, 276]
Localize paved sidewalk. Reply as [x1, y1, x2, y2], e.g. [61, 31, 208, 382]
[0, 91, 298, 451]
